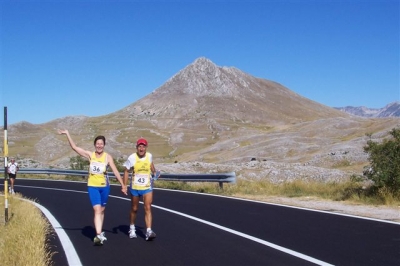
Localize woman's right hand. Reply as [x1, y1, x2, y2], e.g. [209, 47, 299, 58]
[58, 129, 68, 135]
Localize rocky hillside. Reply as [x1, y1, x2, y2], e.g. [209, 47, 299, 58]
[2, 57, 400, 182]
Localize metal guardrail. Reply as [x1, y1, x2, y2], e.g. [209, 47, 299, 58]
[0, 168, 236, 189]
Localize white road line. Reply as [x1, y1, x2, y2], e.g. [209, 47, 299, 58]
[156, 187, 400, 225]
[13, 183, 334, 266]
[111, 194, 335, 266]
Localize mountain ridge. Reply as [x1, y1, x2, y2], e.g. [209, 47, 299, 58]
[2, 57, 399, 183]
[334, 101, 400, 118]
[118, 57, 348, 125]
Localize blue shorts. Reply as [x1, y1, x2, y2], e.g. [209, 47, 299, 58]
[88, 186, 110, 207]
[130, 187, 153, 197]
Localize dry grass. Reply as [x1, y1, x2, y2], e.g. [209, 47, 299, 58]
[155, 178, 400, 207]
[0, 193, 53, 266]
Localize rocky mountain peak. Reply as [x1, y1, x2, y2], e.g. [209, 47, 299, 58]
[121, 57, 348, 126]
[161, 57, 248, 97]
[191, 57, 217, 70]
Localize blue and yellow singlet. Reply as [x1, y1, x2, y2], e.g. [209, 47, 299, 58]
[88, 152, 109, 187]
[131, 153, 152, 190]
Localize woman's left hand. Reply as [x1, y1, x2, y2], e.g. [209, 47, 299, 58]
[121, 185, 128, 195]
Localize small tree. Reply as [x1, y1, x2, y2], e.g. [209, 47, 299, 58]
[70, 155, 126, 172]
[114, 157, 126, 172]
[70, 155, 90, 170]
[363, 128, 400, 196]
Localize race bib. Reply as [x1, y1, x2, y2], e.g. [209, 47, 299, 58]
[133, 173, 150, 187]
[89, 161, 106, 175]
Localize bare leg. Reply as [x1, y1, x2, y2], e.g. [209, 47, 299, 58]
[93, 205, 105, 235]
[130, 196, 140, 225]
[143, 192, 153, 229]
[10, 178, 15, 191]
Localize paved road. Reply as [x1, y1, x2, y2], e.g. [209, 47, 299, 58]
[4, 179, 400, 266]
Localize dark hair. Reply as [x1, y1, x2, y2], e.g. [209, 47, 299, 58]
[94, 135, 106, 145]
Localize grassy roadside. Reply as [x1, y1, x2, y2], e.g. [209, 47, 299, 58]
[0, 175, 398, 265]
[0, 193, 53, 266]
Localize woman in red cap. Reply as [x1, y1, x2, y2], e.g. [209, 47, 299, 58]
[123, 137, 160, 241]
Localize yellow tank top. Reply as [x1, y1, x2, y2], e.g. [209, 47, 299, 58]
[131, 153, 152, 190]
[88, 152, 109, 187]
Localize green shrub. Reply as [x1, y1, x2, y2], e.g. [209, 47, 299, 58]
[363, 128, 400, 197]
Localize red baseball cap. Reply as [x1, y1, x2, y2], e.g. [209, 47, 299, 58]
[136, 138, 148, 147]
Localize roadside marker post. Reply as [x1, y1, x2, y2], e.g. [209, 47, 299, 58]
[3, 106, 9, 223]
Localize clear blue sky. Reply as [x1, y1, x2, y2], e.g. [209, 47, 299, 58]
[1, 0, 399, 125]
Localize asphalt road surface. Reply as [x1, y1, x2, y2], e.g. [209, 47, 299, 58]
[3, 179, 400, 266]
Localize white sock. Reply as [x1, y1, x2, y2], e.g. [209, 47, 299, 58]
[130, 224, 135, 230]
[147, 228, 152, 232]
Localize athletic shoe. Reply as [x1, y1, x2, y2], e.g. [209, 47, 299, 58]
[129, 229, 137, 238]
[145, 230, 156, 241]
[11, 190, 15, 195]
[99, 232, 107, 241]
[93, 236, 102, 246]
[94, 232, 107, 246]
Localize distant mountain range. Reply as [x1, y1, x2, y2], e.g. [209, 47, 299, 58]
[334, 102, 400, 118]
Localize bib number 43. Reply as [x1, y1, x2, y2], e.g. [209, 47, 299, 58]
[133, 174, 149, 186]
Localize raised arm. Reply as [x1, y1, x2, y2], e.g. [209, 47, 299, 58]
[58, 129, 92, 159]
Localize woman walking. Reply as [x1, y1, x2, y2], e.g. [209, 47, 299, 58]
[58, 129, 127, 245]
